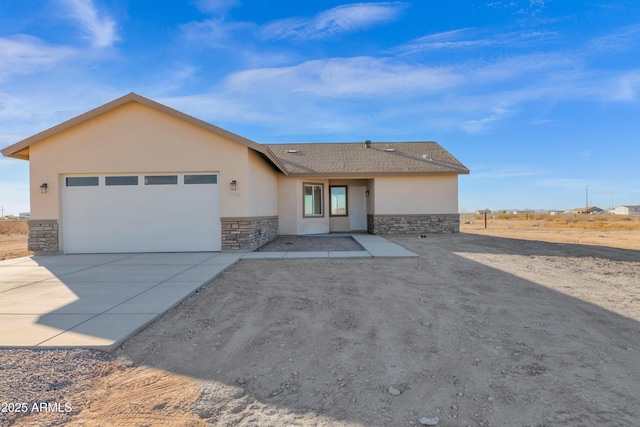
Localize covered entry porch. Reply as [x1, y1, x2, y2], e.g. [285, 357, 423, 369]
[328, 179, 373, 233]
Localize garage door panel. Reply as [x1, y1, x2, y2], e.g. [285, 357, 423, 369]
[62, 174, 220, 253]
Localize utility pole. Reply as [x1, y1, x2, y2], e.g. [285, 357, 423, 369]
[585, 185, 589, 214]
[611, 192, 614, 211]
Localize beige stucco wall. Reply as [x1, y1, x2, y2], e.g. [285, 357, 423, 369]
[278, 175, 458, 234]
[29, 102, 256, 221]
[247, 150, 278, 217]
[276, 177, 330, 235]
[276, 177, 298, 235]
[374, 175, 459, 214]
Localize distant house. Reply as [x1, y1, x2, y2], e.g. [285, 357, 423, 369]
[475, 209, 491, 215]
[512, 210, 535, 215]
[19, 212, 30, 219]
[613, 205, 640, 215]
[572, 206, 604, 214]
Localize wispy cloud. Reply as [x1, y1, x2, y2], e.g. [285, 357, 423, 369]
[462, 108, 513, 134]
[195, 0, 239, 15]
[393, 28, 559, 55]
[393, 29, 495, 54]
[0, 35, 75, 81]
[58, 0, 118, 47]
[222, 56, 459, 97]
[261, 2, 408, 40]
[607, 71, 640, 101]
[587, 24, 640, 54]
[485, 0, 547, 15]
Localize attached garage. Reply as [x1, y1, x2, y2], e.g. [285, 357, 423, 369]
[62, 173, 220, 253]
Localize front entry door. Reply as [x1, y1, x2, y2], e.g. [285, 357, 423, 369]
[349, 186, 367, 231]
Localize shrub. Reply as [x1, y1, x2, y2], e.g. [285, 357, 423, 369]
[0, 220, 29, 235]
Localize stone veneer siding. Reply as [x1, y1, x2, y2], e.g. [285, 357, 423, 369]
[220, 216, 278, 251]
[367, 214, 460, 235]
[28, 220, 60, 253]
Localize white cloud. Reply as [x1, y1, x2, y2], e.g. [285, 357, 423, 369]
[0, 35, 75, 81]
[462, 110, 510, 134]
[394, 29, 494, 54]
[587, 24, 640, 54]
[58, 0, 118, 47]
[261, 2, 408, 40]
[181, 18, 255, 48]
[607, 71, 640, 101]
[223, 56, 459, 97]
[394, 28, 560, 55]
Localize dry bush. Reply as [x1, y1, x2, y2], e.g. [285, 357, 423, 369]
[0, 220, 29, 235]
[474, 213, 640, 231]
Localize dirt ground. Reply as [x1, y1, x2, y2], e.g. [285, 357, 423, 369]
[258, 236, 365, 252]
[4, 232, 639, 426]
[0, 234, 29, 260]
[461, 217, 640, 250]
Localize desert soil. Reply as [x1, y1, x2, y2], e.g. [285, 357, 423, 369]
[258, 236, 365, 252]
[2, 233, 640, 426]
[0, 235, 29, 260]
[461, 220, 640, 250]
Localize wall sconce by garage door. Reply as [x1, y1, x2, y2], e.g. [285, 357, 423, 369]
[230, 180, 237, 191]
[40, 183, 48, 193]
[365, 190, 370, 197]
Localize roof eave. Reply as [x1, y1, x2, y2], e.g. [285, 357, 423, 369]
[286, 169, 469, 178]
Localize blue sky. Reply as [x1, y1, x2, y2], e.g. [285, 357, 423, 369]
[1, 0, 639, 215]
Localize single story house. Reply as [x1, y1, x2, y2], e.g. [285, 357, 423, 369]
[1, 93, 469, 254]
[613, 205, 640, 215]
[572, 206, 604, 215]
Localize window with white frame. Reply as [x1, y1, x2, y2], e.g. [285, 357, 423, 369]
[303, 183, 323, 217]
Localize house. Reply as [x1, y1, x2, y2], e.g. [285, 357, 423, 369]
[572, 206, 604, 215]
[1, 93, 469, 254]
[613, 205, 640, 215]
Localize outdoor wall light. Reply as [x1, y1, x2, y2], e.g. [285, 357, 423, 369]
[365, 190, 370, 197]
[40, 183, 48, 194]
[230, 180, 237, 191]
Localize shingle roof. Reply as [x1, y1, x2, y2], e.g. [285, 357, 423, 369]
[265, 142, 469, 176]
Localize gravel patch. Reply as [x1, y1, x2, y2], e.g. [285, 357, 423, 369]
[0, 349, 114, 426]
[257, 235, 365, 252]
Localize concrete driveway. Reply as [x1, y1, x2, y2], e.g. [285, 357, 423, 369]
[0, 235, 415, 352]
[0, 252, 242, 351]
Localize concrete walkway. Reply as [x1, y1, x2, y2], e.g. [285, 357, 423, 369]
[0, 235, 415, 351]
[241, 234, 417, 259]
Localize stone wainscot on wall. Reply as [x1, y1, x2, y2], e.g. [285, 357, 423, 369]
[220, 216, 278, 251]
[28, 220, 59, 253]
[367, 214, 460, 235]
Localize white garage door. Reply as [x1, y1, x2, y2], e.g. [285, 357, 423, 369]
[62, 173, 221, 253]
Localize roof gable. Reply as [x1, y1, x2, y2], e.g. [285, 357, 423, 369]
[0, 92, 288, 175]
